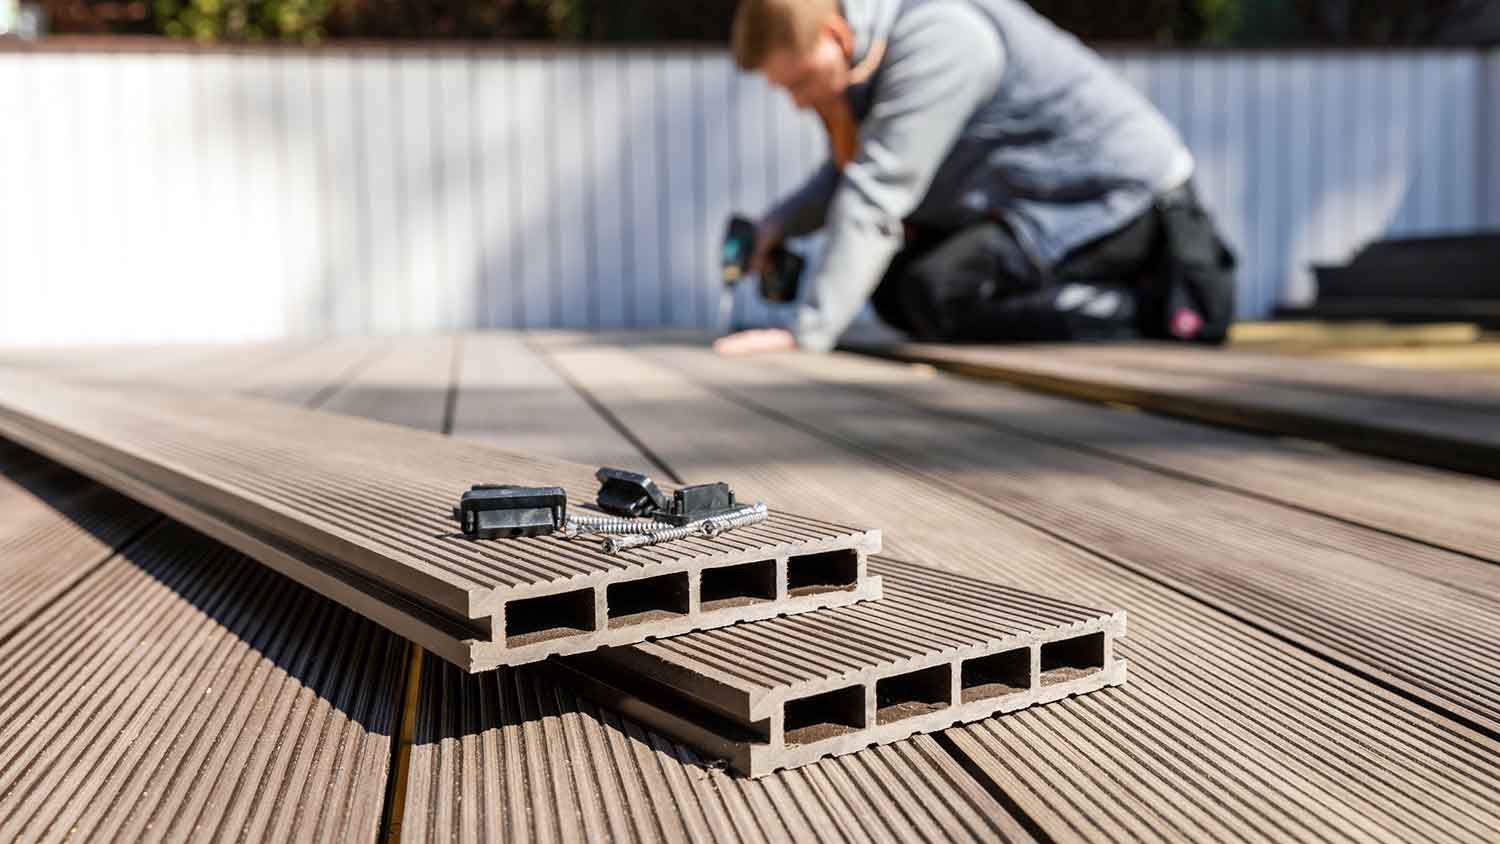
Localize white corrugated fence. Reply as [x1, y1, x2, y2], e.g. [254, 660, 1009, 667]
[0, 44, 1495, 344]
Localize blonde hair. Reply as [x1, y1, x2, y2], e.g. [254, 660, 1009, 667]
[731, 0, 839, 71]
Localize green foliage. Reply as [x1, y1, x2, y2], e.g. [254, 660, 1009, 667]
[1024, 0, 1241, 44]
[153, 0, 334, 42]
[36, 0, 1498, 44]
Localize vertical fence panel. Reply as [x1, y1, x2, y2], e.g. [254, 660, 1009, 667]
[550, 54, 589, 328]
[472, 53, 513, 329]
[0, 53, 24, 342]
[584, 52, 625, 329]
[0, 45, 1495, 345]
[622, 53, 661, 328]
[314, 54, 363, 334]
[354, 53, 402, 334]
[1485, 49, 1500, 228]
[697, 54, 736, 332]
[661, 52, 707, 327]
[434, 53, 476, 331]
[280, 54, 322, 337]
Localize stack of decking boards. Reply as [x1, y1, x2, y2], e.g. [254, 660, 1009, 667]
[0, 367, 1126, 776]
[1282, 233, 1500, 325]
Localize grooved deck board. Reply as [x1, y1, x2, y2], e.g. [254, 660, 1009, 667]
[765, 349, 1500, 565]
[401, 659, 1033, 844]
[614, 340, 1500, 733]
[565, 556, 1126, 776]
[538, 335, 1500, 842]
[0, 521, 406, 843]
[846, 340, 1500, 479]
[1050, 342, 1500, 410]
[305, 337, 1034, 843]
[11, 334, 1500, 842]
[0, 455, 158, 643]
[451, 333, 649, 469]
[0, 366, 881, 670]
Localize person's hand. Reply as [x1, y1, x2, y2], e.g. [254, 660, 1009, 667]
[749, 216, 786, 276]
[713, 328, 798, 357]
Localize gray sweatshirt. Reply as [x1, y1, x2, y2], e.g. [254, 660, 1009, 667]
[774, 0, 1194, 351]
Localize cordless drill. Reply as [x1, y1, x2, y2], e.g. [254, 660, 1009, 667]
[718, 215, 805, 333]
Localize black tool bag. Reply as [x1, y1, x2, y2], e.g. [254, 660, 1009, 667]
[1141, 184, 1238, 344]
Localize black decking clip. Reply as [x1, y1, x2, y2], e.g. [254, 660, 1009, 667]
[452, 484, 567, 539]
[595, 467, 670, 518]
[658, 482, 740, 526]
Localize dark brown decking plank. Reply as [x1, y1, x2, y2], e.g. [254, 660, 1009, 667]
[537, 336, 1500, 843]
[0, 342, 408, 843]
[0, 521, 406, 843]
[1050, 342, 1500, 410]
[0, 454, 158, 644]
[307, 336, 1031, 844]
[846, 340, 1500, 479]
[767, 350, 1500, 573]
[624, 340, 1500, 732]
[451, 332, 649, 470]
[0, 365, 880, 671]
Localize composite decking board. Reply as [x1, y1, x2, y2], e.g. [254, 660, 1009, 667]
[0, 520, 405, 843]
[539, 337, 1500, 842]
[623, 341, 1500, 732]
[1227, 320, 1482, 351]
[401, 660, 1033, 844]
[0, 366, 881, 669]
[313, 337, 1031, 843]
[239, 337, 394, 408]
[0, 457, 158, 643]
[451, 333, 649, 470]
[601, 557, 1122, 718]
[0, 342, 413, 844]
[763, 350, 1500, 582]
[0, 342, 317, 391]
[1046, 342, 1500, 412]
[845, 340, 1500, 480]
[565, 556, 1126, 776]
[317, 336, 458, 434]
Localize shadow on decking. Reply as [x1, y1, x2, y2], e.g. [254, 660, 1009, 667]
[0, 436, 407, 739]
[410, 655, 727, 776]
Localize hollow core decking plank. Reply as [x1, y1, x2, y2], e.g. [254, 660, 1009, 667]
[305, 337, 1032, 844]
[620, 340, 1500, 734]
[537, 336, 1500, 843]
[0, 366, 881, 670]
[846, 340, 1500, 479]
[565, 556, 1126, 776]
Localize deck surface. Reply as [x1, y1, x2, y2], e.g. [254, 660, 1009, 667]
[1, 333, 1498, 842]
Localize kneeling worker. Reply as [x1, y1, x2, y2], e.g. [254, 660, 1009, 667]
[716, 0, 1237, 356]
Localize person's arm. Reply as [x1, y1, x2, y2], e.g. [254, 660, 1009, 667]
[790, 2, 1004, 352]
[768, 161, 840, 238]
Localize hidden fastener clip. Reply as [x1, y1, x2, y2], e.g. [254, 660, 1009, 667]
[594, 467, 670, 518]
[656, 481, 740, 526]
[452, 484, 567, 539]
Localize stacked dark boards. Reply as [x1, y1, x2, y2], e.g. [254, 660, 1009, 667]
[0, 367, 1127, 776]
[1288, 234, 1500, 325]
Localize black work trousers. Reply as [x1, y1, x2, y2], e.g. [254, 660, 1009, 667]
[871, 204, 1161, 343]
